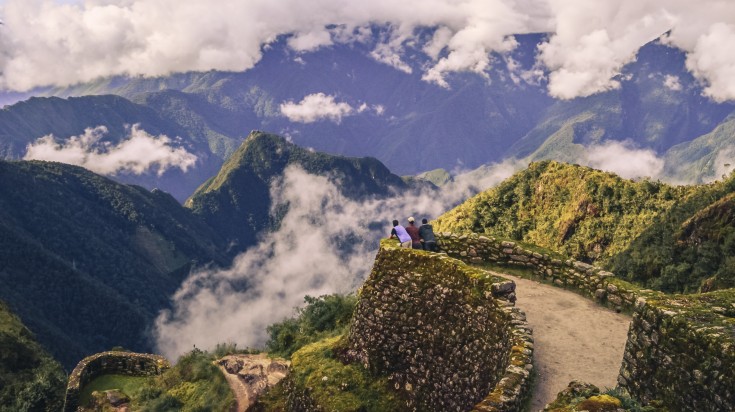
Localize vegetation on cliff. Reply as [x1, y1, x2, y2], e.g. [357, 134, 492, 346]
[266, 294, 358, 358]
[0, 301, 66, 412]
[436, 160, 735, 293]
[186, 131, 408, 251]
[0, 160, 228, 367]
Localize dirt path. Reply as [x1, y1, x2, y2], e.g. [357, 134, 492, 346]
[217, 363, 250, 412]
[494, 272, 632, 411]
[216, 354, 290, 412]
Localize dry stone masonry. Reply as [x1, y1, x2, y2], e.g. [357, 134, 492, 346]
[619, 292, 735, 411]
[436, 232, 735, 411]
[345, 242, 534, 411]
[63, 351, 170, 412]
[436, 232, 641, 313]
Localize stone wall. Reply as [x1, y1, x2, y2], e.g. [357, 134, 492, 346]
[619, 292, 735, 411]
[63, 351, 170, 411]
[436, 231, 735, 411]
[435, 232, 645, 313]
[346, 242, 533, 411]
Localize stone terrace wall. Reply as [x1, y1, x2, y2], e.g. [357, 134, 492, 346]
[63, 351, 170, 411]
[619, 293, 735, 411]
[347, 243, 533, 412]
[436, 231, 735, 411]
[436, 232, 642, 313]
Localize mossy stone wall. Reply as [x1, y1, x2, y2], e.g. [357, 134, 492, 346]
[619, 294, 735, 411]
[346, 244, 533, 411]
[436, 233, 641, 312]
[63, 351, 170, 411]
[436, 232, 735, 411]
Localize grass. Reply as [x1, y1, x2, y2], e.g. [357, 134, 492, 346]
[288, 335, 402, 412]
[78, 375, 151, 407]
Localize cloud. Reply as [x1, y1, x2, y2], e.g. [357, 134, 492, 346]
[1, 1, 735, 101]
[23, 125, 197, 176]
[663, 74, 682, 91]
[581, 140, 664, 179]
[280, 93, 354, 123]
[153, 161, 519, 359]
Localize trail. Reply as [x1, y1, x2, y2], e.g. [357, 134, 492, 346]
[494, 272, 632, 411]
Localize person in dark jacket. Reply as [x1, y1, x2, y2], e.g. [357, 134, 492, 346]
[405, 216, 422, 249]
[419, 218, 437, 251]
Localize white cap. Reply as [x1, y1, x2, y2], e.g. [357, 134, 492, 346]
[407, 216, 415, 223]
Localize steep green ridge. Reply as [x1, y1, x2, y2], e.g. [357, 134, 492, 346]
[435, 161, 692, 262]
[435, 161, 735, 293]
[0, 160, 228, 368]
[186, 131, 408, 249]
[610, 180, 735, 292]
[0, 300, 66, 411]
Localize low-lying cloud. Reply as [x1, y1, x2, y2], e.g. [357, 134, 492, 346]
[153, 160, 521, 359]
[1, 1, 735, 101]
[581, 140, 664, 180]
[280, 93, 355, 123]
[24, 125, 197, 176]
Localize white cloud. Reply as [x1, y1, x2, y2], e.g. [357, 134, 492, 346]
[663, 74, 682, 91]
[23, 125, 197, 176]
[153, 161, 519, 358]
[1, 1, 735, 101]
[581, 140, 664, 179]
[280, 93, 354, 123]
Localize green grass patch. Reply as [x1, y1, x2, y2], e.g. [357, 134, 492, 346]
[289, 335, 402, 412]
[78, 375, 151, 407]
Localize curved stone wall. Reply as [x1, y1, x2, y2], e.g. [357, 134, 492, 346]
[346, 243, 533, 411]
[436, 232, 640, 313]
[436, 231, 735, 411]
[63, 351, 170, 411]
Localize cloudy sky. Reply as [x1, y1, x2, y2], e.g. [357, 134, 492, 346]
[0, 0, 734, 101]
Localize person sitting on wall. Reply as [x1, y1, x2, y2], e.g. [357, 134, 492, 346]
[389, 219, 412, 248]
[419, 218, 437, 252]
[405, 216, 423, 249]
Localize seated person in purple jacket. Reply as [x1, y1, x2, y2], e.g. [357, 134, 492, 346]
[389, 219, 412, 248]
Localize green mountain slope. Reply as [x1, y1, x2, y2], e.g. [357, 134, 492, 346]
[0, 160, 229, 368]
[435, 160, 735, 293]
[0, 300, 65, 411]
[609, 180, 735, 293]
[186, 131, 408, 249]
[664, 115, 735, 183]
[0, 95, 224, 201]
[435, 161, 692, 262]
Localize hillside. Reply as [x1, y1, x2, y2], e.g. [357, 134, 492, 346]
[0, 160, 229, 368]
[435, 161, 735, 292]
[0, 95, 222, 201]
[186, 131, 409, 249]
[0, 300, 66, 411]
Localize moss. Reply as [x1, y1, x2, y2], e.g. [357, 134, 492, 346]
[78, 375, 151, 407]
[576, 394, 622, 411]
[289, 335, 402, 412]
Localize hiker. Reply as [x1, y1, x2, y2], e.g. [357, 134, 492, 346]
[389, 219, 412, 248]
[405, 217, 422, 249]
[419, 218, 437, 252]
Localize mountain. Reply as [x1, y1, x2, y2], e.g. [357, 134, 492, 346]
[0, 160, 229, 368]
[434, 160, 735, 293]
[0, 95, 223, 201]
[2, 35, 734, 194]
[508, 41, 735, 165]
[0, 300, 66, 411]
[186, 131, 409, 249]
